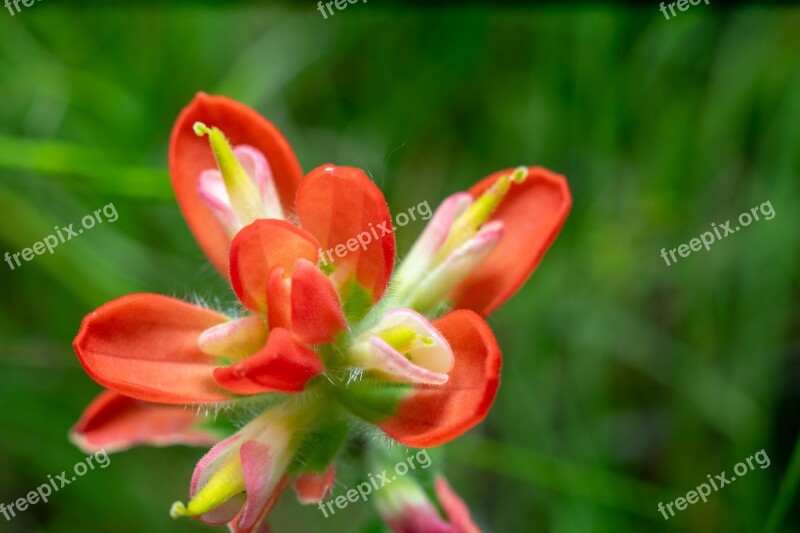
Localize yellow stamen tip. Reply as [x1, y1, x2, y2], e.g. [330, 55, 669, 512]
[509, 166, 527, 184]
[170, 502, 188, 519]
[193, 121, 213, 137]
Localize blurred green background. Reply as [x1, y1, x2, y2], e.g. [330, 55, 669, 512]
[1, 2, 799, 532]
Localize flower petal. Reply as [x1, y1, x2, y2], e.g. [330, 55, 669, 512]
[230, 219, 320, 312]
[435, 476, 481, 533]
[231, 413, 294, 532]
[297, 164, 396, 303]
[290, 259, 347, 344]
[69, 390, 218, 454]
[452, 166, 571, 316]
[238, 441, 277, 529]
[266, 266, 291, 331]
[213, 328, 323, 395]
[378, 310, 501, 448]
[228, 477, 288, 533]
[73, 294, 231, 405]
[199, 169, 241, 236]
[292, 466, 336, 505]
[169, 93, 303, 275]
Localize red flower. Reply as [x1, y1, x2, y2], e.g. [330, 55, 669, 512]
[71, 94, 571, 531]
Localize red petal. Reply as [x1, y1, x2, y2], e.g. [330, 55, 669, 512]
[230, 219, 320, 312]
[73, 294, 231, 404]
[452, 166, 571, 316]
[297, 164, 395, 303]
[266, 266, 291, 331]
[378, 310, 501, 448]
[435, 477, 481, 533]
[213, 328, 323, 395]
[292, 465, 336, 505]
[169, 93, 303, 275]
[290, 259, 347, 344]
[69, 390, 218, 453]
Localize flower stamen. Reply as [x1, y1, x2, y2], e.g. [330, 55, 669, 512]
[194, 122, 264, 227]
[170, 452, 245, 519]
[433, 166, 526, 265]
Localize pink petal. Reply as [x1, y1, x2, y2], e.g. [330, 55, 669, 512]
[435, 477, 482, 533]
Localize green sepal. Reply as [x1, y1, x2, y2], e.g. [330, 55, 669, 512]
[340, 277, 375, 325]
[335, 378, 412, 424]
[288, 404, 349, 474]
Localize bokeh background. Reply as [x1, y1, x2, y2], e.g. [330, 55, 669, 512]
[1, 2, 799, 532]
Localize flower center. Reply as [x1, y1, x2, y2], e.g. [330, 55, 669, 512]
[378, 325, 434, 355]
[351, 310, 453, 384]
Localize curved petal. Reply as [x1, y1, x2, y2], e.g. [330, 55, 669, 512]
[451, 166, 571, 316]
[69, 390, 218, 454]
[199, 169, 241, 236]
[213, 328, 323, 395]
[238, 441, 276, 529]
[297, 164, 396, 303]
[290, 259, 347, 344]
[293, 466, 336, 505]
[435, 477, 481, 533]
[169, 93, 303, 275]
[73, 294, 231, 405]
[378, 310, 501, 448]
[230, 219, 320, 312]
